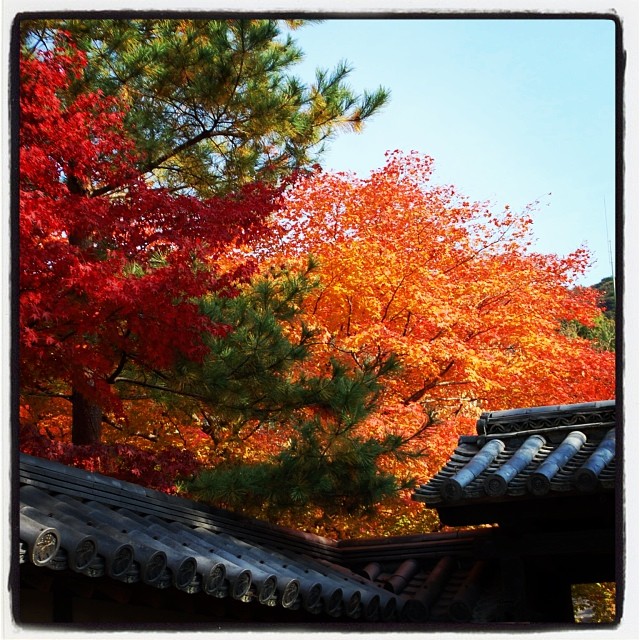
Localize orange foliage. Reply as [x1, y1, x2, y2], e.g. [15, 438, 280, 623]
[20, 393, 293, 471]
[20, 150, 615, 537]
[259, 150, 615, 492]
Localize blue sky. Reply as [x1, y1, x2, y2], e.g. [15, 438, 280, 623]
[289, 18, 617, 287]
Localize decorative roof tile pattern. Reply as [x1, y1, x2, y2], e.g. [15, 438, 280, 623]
[19, 453, 509, 623]
[413, 401, 616, 509]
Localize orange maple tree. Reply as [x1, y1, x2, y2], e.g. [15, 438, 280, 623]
[251, 151, 615, 531]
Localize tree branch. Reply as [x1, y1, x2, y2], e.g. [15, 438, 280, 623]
[114, 377, 207, 400]
[380, 273, 408, 324]
[398, 415, 436, 446]
[403, 360, 456, 405]
[106, 350, 129, 384]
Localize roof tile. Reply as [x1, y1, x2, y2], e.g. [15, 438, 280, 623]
[20, 453, 507, 622]
[414, 400, 617, 510]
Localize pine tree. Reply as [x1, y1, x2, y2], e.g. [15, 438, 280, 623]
[21, 18, 389, 196]
[185, 351, 409, 520]
[113, 258, 412, 518]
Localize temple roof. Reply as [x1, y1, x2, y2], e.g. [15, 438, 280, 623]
[19, 453, 506, 624]
[412, 400, 616, 527]
[17, 400, 619, 625]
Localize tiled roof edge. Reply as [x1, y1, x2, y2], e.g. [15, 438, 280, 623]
[19, 453, 339, 555]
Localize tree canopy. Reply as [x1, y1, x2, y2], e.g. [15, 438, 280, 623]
[19, 40, 281, 443]
[17, 24, 615, 538]
[21, 19, 389, 196]
[253, 151, 616, 484]
[18, 21, 389, 446]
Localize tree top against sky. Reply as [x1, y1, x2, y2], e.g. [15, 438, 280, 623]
[20, 18, 389, 197]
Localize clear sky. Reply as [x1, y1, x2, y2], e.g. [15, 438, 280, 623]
[289, 17, 617, 287]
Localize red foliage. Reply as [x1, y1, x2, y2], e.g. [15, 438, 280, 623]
[20, 421, 199, 494]
[19, 41, 282, 414]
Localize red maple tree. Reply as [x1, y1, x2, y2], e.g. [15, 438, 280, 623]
[19, 38, 282, 445]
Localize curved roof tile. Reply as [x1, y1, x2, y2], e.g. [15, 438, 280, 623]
[19, 453, 510, 623]
[413, 400, 616, 510]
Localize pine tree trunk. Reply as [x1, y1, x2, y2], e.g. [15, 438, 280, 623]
[71, 389, 103, 445]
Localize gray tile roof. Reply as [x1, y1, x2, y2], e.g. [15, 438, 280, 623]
[19, 453, 511, 623]
[413, 400, 616, 510]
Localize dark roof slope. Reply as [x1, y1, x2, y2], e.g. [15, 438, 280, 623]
[19, 453, 511, 624]
[412, 401, 616, 527]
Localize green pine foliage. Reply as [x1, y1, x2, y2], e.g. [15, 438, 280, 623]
[187, 430, 406, 518]
[187, 259, 322, 429]
[180, 261, 409, 518]
[21, 18, 389, 196]
[186, 359, 410, 518]
[561, 277, 616, 352]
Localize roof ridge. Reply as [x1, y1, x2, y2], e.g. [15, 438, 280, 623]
[476, 400, 615, 436]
